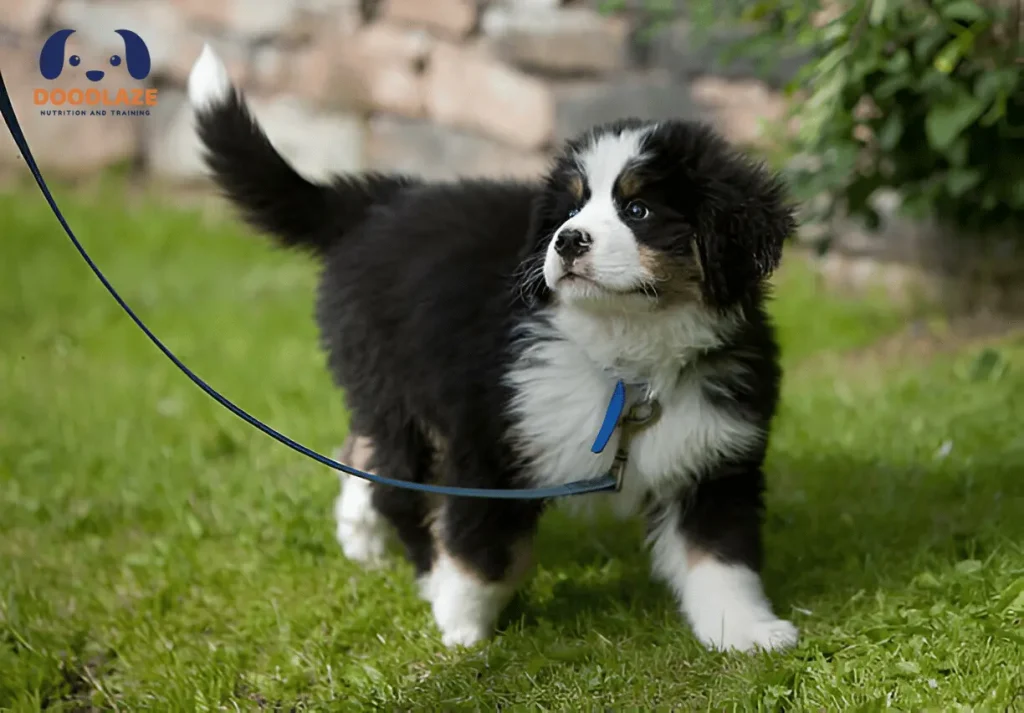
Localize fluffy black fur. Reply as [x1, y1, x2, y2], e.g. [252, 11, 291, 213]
[194, 78, 798, 649]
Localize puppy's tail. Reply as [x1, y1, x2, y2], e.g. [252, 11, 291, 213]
[187, 44, 411, 254]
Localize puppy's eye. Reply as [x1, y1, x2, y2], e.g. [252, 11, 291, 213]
[69, 55, 81, 67]
[625, 200, 649, 220]
[110, 55, 122, 67]
[567, 207, 579, 218]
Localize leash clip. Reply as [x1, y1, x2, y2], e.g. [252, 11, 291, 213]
[622, 386, 661, 431]
[610, 386, 662, 491]
[610, 448, 630, 491]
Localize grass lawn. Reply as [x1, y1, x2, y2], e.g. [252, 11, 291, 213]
[2, 177, 1023, 711]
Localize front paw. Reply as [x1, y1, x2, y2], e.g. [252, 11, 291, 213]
[682, 561, 799, 653]
[422, 552, 507, 649]
[432, 593, 497, 649]
[438, 620, 492, 648]
[692, 613, 799, 653]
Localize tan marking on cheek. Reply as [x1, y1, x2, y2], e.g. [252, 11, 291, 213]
[637, 244, 665, 278]
[638, 245, 704, 307]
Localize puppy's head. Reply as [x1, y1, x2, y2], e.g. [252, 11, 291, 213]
[518, 119, 795, 312]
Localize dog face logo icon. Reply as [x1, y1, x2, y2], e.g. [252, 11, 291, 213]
[39, 28, 151, 82]
[33, 28, 158, 113]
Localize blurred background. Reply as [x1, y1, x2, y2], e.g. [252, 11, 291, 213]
[2, 0, 1022, 312]
[2, 0, 796, 181]
[3, 2, 1024, 708]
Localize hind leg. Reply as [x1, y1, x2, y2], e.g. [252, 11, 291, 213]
[364, 420, 438, 575]
[335, 414, 441, 574]
[334, 434, 390, 567]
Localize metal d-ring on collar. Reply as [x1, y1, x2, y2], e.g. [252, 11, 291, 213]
[608, 385, 662, 490]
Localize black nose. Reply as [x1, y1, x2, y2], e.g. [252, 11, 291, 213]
[554, 229, 592, 262]
[86, 70, 105, 82]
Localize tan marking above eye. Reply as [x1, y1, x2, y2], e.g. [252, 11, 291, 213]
[616, 170, 644, 199]
[567, 174, 584, 201]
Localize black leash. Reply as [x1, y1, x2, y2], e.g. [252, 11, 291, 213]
[0, 71, 626, 500]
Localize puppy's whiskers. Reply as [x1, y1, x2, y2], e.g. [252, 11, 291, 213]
[512, 254, 547, 305]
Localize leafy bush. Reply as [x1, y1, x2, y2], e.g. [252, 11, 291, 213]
[635, 0, 1024, 246]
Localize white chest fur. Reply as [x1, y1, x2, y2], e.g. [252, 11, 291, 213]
[505, 305, 763, 516]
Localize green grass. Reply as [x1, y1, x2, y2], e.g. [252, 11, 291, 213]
[2, 178, 1023, 711]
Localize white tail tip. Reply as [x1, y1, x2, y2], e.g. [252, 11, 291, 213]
[188, 43, 232, 111]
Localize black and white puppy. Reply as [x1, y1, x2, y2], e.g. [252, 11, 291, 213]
[189, 45, 798, 653]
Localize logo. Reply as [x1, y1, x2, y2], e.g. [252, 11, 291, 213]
[34, 28, 158, 117]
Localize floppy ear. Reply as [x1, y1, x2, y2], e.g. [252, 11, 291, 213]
[39, 29, 76, 80]
[115, 29, 151, 80]
[695, 165, 796, 308]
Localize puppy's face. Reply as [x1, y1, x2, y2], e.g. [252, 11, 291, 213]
[520, 119, 796, 312]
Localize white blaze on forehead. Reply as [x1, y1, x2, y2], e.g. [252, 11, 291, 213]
[574, 127, 649, 197]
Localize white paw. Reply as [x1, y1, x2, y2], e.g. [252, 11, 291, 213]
[682, 560, 798, 654]
[334, 476, 389, 568]
[746, 618, 799, 651]
[336, 518, 388, 567]
[423, 551, 507, 650]
[439, 621, 491, 649]
[694, 615, 799, 653]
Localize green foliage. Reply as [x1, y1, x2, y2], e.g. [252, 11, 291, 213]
[694, 0, 1024, 243]
[598, 0, 679, 43]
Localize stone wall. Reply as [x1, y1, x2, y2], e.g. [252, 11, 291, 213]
[1, 0, 795, 185]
